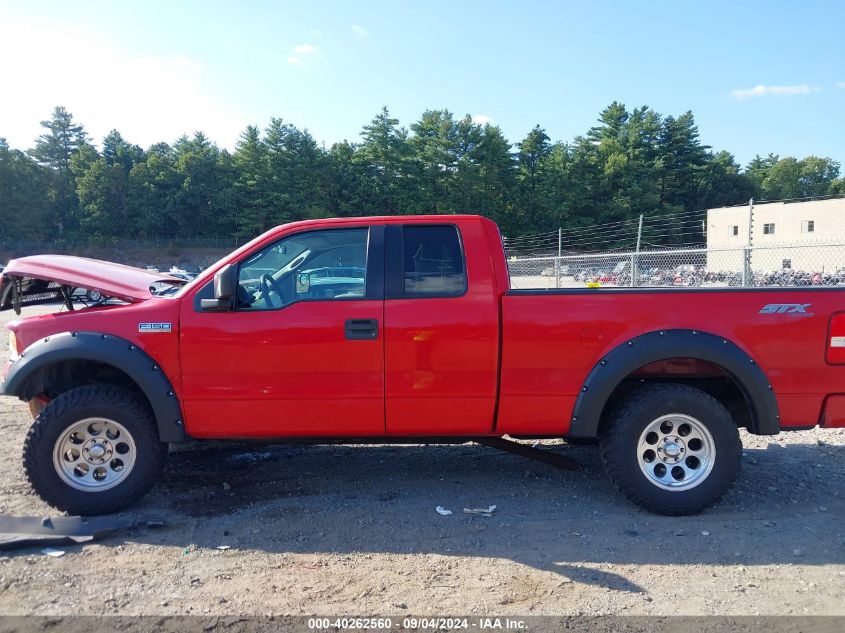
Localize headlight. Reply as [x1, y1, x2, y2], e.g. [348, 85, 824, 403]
[8, 331, 19, 362]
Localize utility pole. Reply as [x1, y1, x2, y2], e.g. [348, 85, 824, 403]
[743, 198, 754, 287]
[556, 227, 562, 288]
[631, 214, 643, 287]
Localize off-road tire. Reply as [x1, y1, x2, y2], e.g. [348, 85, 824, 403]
[600, 383, 742, 515]
[23, 385, 166, 515]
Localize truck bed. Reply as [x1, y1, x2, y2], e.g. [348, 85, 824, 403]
[498, 286, 845, 434]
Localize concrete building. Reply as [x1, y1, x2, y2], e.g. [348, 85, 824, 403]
[706, 196, 845, 273]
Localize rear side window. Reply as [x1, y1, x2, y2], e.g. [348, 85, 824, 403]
[402, 225, 467, 297]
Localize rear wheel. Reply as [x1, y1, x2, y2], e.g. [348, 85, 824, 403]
[600, 383, 742, 515]
[23, 385, 166, 515]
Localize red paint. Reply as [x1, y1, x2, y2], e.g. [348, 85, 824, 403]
[499, 290, 844, 433]
[820, 395, 845, 428]
[179, 299, 385, 437]
[384, 219, 500, 434]
[2, 255, 184, 302]
[4, 215, 845, 439]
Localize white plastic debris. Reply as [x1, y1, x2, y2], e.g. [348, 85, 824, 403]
[435, 506, 453, 516]
[463, 505, 497, 516]
[216, 545, 232, 551]
[41, 548, 65, 557]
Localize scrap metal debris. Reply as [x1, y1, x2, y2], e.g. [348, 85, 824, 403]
[0, 515, 164, 551]
[41, 547, 65, 557]
[463, 505, 497, 517]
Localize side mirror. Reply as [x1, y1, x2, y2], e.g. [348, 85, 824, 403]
[200, 264, 237, 312]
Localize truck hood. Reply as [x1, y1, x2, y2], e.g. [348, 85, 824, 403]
[1, 255, 186, 306]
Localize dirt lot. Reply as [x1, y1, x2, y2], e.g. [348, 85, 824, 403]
[0, 305, 843, 617]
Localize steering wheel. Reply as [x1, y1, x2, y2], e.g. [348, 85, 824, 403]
[259, 273, 285, 308]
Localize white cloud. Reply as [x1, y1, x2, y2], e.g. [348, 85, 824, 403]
[472, 114, 493, 126]
[837, 81, 845, 89]
[730, 84, 820, 100]
[293, 43, 319, 54]
[351, 24, 368, 38]
[0, 25, 247, 150]
[287, 55, 303, 66]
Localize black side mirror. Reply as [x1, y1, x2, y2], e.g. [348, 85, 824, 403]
[200, 264, 237, 312]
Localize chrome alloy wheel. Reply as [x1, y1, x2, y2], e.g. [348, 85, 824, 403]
[636, 413, 715, 491]
[52, 418, 137, 491]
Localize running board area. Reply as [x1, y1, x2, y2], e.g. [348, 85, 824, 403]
[475, 437, 583, 471]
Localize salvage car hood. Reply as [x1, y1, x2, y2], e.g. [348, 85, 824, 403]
[1, 255, 186, 307]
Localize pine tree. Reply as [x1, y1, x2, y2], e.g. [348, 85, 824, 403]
[232, 125, 270, 235]
[29, 106, 90, 234]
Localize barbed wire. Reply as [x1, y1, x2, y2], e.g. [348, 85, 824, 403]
[503, 208, 716, 255]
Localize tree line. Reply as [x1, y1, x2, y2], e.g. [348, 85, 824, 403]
[0, 103, 842, 246]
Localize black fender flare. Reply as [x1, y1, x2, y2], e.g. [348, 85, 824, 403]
[2, 331, 186, 442]
[567, 329, 780, 438]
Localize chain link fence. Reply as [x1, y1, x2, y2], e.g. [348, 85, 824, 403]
[507, 242, 845, 289]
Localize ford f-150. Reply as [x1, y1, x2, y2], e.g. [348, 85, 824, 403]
[2, 215, 844, 516]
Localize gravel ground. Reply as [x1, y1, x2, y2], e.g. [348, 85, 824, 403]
[0, 305, 844, 617]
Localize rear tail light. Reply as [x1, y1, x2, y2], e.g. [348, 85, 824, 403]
[826, 312, 845, 364]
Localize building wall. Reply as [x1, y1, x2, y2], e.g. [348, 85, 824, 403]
[706, 198, 845, 273]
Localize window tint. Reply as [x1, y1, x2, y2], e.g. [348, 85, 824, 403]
[402, 225, 467, 297]
[237, 228, 368, 310]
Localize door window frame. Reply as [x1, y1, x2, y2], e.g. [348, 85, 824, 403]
[193, 225, 385, 311]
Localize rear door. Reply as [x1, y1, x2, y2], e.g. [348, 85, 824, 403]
[384, 221, 500, 434]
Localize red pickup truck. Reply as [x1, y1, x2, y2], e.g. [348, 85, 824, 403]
[2, 215, 844, 516]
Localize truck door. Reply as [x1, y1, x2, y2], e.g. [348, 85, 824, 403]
[179, 225, 385, 438]
[384, 222, 500, 434]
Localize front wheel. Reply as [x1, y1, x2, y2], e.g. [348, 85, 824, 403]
[600, 383, 742, 515]
[23, 385, 166, 515]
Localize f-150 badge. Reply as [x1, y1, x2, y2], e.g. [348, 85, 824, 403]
[138, 322, 172, 333]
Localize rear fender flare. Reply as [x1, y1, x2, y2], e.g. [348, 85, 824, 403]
[2, 331, 186, 442]
[567, 329, 779, 438]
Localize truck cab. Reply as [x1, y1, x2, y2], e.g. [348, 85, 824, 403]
[179, 216, 504, 438]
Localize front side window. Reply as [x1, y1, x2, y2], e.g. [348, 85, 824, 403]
[402, 225, 467, 297]
[729, 225, 739, 237]
[763, 223, 775, 235]
[237, 228, 368, 310]
[802, 220, 815, 233]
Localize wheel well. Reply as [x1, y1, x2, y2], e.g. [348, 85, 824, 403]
[19, 359, 154, 417]
[598, 357, 755, 434]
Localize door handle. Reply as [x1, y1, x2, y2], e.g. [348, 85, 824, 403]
[345, 318, 379, 340]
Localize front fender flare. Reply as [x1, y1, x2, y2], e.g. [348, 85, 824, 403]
[567, 329, 779, 438]
[2, 331, 186, 442]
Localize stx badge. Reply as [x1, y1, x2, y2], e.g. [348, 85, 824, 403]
[759, 303, 812, 315]
[138, 322, 172, 333]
